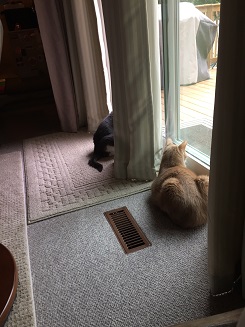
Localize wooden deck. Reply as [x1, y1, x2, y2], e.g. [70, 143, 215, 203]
[161, 67, 217, 127]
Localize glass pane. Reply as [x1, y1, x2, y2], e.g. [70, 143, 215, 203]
[178, 1, 220, 165]
[160, 0, 220, 168]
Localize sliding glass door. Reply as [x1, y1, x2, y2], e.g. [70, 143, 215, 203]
[161, 0, 219, 172]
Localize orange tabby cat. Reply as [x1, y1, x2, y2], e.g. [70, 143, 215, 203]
[151, 138, 209, 228]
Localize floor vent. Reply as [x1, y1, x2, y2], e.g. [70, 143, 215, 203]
[104, 206, 151, 254]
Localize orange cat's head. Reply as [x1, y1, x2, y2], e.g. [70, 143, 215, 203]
[160, 138, 188, 168]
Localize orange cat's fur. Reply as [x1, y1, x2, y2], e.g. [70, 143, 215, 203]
[151, 138, 209, 228]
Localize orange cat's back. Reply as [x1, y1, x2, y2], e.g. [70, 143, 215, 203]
[151, 139, 209, 228]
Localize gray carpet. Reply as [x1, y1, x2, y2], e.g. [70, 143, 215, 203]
[180, 124, 212, 156]
[0, 145, 36, 327]
[23, 130, 151, 224]
[27, 191, 245, 327]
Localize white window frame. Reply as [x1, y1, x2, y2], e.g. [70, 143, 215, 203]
[161, 0, 210, 176]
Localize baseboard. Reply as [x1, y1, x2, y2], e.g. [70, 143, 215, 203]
[170, 308, 244, 327]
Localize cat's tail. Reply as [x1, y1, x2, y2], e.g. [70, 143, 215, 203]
[195, 175, 209, 199]
[88, 156, 103, 172]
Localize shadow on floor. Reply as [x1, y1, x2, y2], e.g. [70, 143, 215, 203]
[0, 90, 61, 144]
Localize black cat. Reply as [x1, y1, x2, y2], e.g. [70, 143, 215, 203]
[88, 112, 114, 172]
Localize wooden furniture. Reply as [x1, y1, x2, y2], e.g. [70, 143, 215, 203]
[0, 243, 18, 327]
[172, 307, 243, 327]
[0, 0, 51, 94]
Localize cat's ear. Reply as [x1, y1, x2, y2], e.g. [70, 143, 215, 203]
[166, 138, 173, 146]
[178, 140, 187, 152]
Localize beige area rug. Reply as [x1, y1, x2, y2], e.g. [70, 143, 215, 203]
[23, 129, 151, 224]
[0, 148, 36, 327]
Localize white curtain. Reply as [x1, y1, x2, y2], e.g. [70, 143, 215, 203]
[35, 0, 163, 181]
[102, 0, 163, 181]
[208, 0, 245, 296]
[34, 0, 109, 132]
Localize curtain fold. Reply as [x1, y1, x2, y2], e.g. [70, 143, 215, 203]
[93, 0, 112, 113]
[102, 0, 162, 181]
[34, 0, 78, 132]
[61, 1, 86, 128]
[208, 0, 245, 296]
[161, 0, 179, 140]
[34, 0, 108, 133]
[69, 0, 109, 132]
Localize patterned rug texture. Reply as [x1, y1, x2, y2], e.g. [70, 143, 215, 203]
[23, 129, 151, 224]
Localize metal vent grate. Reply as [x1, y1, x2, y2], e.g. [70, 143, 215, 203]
[104, 206, 151, 254]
